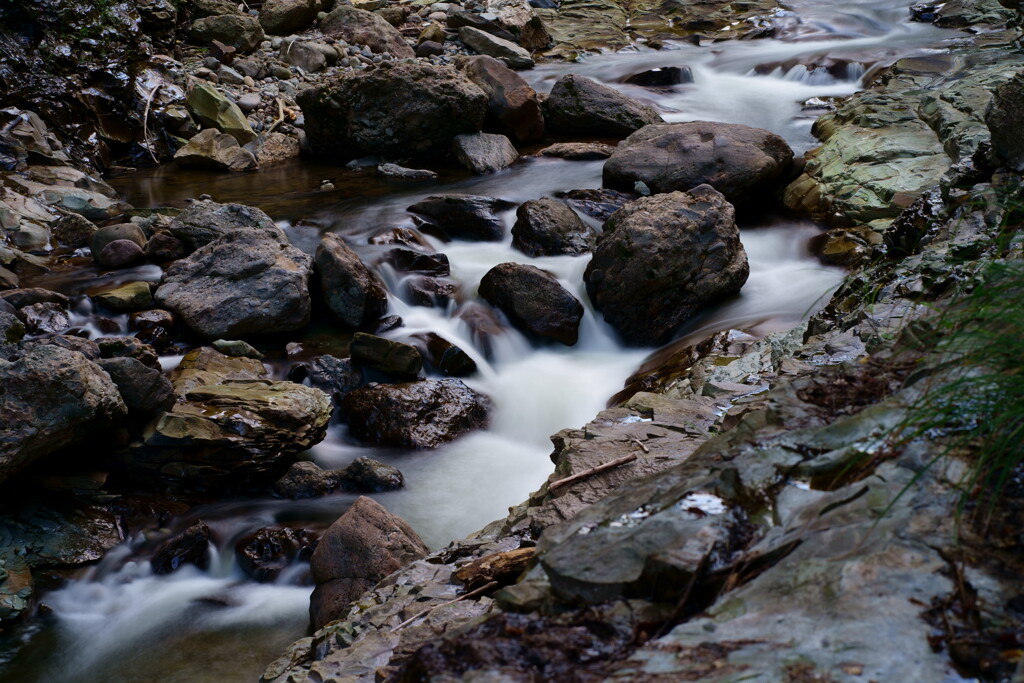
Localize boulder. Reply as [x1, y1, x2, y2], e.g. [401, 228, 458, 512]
[168, 199, 280, 251]
[98, 240, 146, 269]
[96, 357, 175, 417]
[458, 26, 534, 70]
[410, 332, 478, 377]
[408, 194, 516, 241]
[986, 69, 1024, 171]
[544, 74, 661, 138]
[342, 379, 491, 448]
[309, 497, 428, 629]
[211, 339, 263, 359]
[186, 84, 257, 145]
[584, 185, 748, 346]
[260, 0, 319, 35]
[624, 66, 694, 87]
[0, 310, 25, 360]
[561, 188, 636, 220]
[91, 222, 147, 257]
[0, 345, 127, 484]
[406, 276, 457, 308]
[539, 142, 615, 160]
[315, 233, 389, 329]
[155, 230, 313, 339]
[349, 332, 423, 379]
[146, 233, 188, 262]
[603, 122, 794, 206]
[92, 281, 154, 311]
[382, 249, 450, 276]
[302, 354, 363, 403]
[298, 62, 487, 159]
[236, 526, 317, 582]
[190, 14, 265, 53]
[478, 262, 583, 345]
[272, 461, 340, 499]
[52, 213, 96, 248]
[151, 521, 212, 575]
[462, 55, 544, 143]
[97, 336, 161, 369]
[484, 0, 552, 51]
[278, 40, 328, 73]
[0, 288, 69, 309]
[453, 132, 519, 174]
[19, 302, 69, 334]
[337, 457, 405, 492]
[173, 128, 258, 172]
[319, 6, 415, 58]
[252, 132, 301, 166]
[511, 197, 594, 256]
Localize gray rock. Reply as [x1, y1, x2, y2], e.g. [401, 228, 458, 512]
[319, 6, 415, 59]
[93, 282, 154, 311]
[90, 222, 146, 257]
[279, 40, 328, 73]
[462, 55, 544, 143]
[452, 132, 519, 174]
[511, 197, 594, 256]
[212, 339, 264, 358]
[302, 354, 363, 403]
[986, 69, 1024, 171]
[315, 233, 389, 329]
[458, 26, 534, 69]
[538, 142, 615, 160]
[174, 128, 259, 172]
[169, 199, 281, 251]
[544, 74, 662, 138]
[0, 310, 25, 359]
[272, 460, 339, 499]
[377, 163, 439, 181]
[410, 332, 477, 377]
[190, 14, 265, 53]
[349, 332, 423, 379]
[407, 194, 516, 241]
[260, 0, 319, 34]
[186, 83, 258, 145]
[337, 457, 405, 492]
[237, 92, 262, 112]
[478, 262, 583, 345]
[96, 357, 175, 417]
[151, 521, 212, 574]
[52, 213, 96, 248]
[98, 239, 146, 269]
[18, 301, 69, 334]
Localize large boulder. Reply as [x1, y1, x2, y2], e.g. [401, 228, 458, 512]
[478, 262, 584, 345]
[342, 379, 491, 448]
[544, 74, 662, 138]
[173, 128, 258, 172]
[407, 194, 516, 241]
[986, 69, 1024, 171]
[0, 345, 127, 484]
[315, 233, 389, 329]
[320, 6, 415, 58]
[168, 199, 280, 251]
[155, 230, 313, 339]
[309, 497, 428, 629]
[349, 332, 423, 379]
[190, 14, 265, 53]
[452, 132, 519, 174]
[458, 26, 534, 70]
[461, 55, 544, 143]
[298, 62, 488, 159]
[511, 197, 595, 256]
[584, 185, 749, 346]
[96, 357, 175, 418]
[186, 84, 258, 145]
[260, 0, 319, 35]
[603, 122, 794, 206]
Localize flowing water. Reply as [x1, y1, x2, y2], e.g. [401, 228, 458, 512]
[1, 2, 960, 679]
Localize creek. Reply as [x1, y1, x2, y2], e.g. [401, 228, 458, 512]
[0, 1, 954, 679]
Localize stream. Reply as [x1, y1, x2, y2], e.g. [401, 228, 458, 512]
[0, 1, 957, 679]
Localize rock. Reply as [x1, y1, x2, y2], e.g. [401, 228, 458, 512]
[406, 276, 457, 308]
[298, 62, 487, 159]
[0, 267, 17, 291]
[418, 21, 447, 45]
[585, 185, 748, 346]
[146, 233, 188, 262]
[92, 281, 154, 311]
[150, 521, 212, 575]
[986, 69, 1024, 171]
[174, 128, 259, 172]
[453, 132, 519, 174]
[52, 213, 96, 248]
[260, 0, 319, 35]
[349, 332, 423, 379]
[0, 310, 25, 359]
[302, 354, 363, 403]
[193, 0, 243, 18]
[97, 337, 161, 369]
[309, 497, 428, 629]
[315, 233, 389, 329]
[603, 122, 794, 207]
[98, 239, 146, 269]
[458, 26, 534, 70]
[0, 345, 127, 484]
[624, 66, 694, 87]
[560, 188, 635, 221]
[169, 199, 280, 251]
[129, 309, 175, 334]
[209, 39, 236, 64]
[186, 84, 258, 145]
[319, 6, 415, 58]
[96, 357, 175, 417]
[377, 163, 439, 181]
[91, 222, 147, 257]
[342, 379, 491, 448]
[408, 194, 516, 241]
[484, 0, 552, 51]
[236, 527, 317, 582]
[410, 332, 478, 377]
[382, 249, 450, 276]
[511, 198, 594, 256]
[337, 457, 404, 492]
[811, 226, 882, 267]
[278, 40, 328, 73]
[190, 14, 265, 53]
[155, 230, 313, 339]
[416, 40, 445, 58]
[544, 74, 661, 138]
[478, 262, 583, 345]
[539, 142, 614, 160]
[237, 92, 261, 112]
[272, 461, 339, 499]
[252, 132, 301, 166]
[212, 339, 263, 359]
[19, 301, 69, 334]
[462, 55, 544, 143]
[0, 554, 32, 623]
[448, 11, 518, 42]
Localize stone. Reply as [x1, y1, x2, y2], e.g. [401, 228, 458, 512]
[478, 262, 583, 345]
[150, 521, 212, 574]
[92, 281, 154, 311]
[52, 213, 96, 248]
[0, 345, 127, 485]
[98, 239, 146, 269]
[416, 40, 445, 58]
[408, 194, 516, 241]
[260, 0, 320, 35]
[174, 128, 259, 172]
[406, 276, 457, 308]
[190, 14, 265, 54]
[0, 288, 69, 310]
[91, 222, 147, 257]
[252, 132, 301, 166]
[145, 233, 188, 262]
[19, 302, 69, 334]
[377, 163, 439, 181]
[96, 357, 176, 417]
[193, 0, 242, 17]
[484, 0, 552, 51]
[511, 198, 594, 256]
[539, 142, 614, 160]
[986, 69, 1024, 171]
[236, 527, 317, 582]
[155, 230, 313, 339]
[97, 337, 161, 369]
[298, 62, 487, 159]
[337, 457, 405, 492]
[585, 185, 749, 346]
[462, 55, 544, 143]
[342, 379, 491, 448]
[209, 39, 236, 65]
[309, 497, 428, 629]
[0, 311, 24, 359]
[544, 74, 662, 138]
[319, 6, 416, 58]
[560, 188, 636, 220]
[410, 332, 477, 377]
[382, 249, 450, 275]
[624, 66, 694, 87]
[237, 92, 261, 112]
[458, 26, 534, 70]
[212, 339, 263, 359]
[315, 233, 389, 329]
[129, 309, 175, 333]
[272, 460, 340, 499]
[302, 354, 363, 403]
[349, 332, 423, 379]
[279, 40, 328, 73]
[169, 199, 280, 251]
[186, 83, 258, 145]
[448, 11, 517, 42]
[603, 122, 794, 207]
[419, 21, 447, 45]
[453, 132, 519, 174]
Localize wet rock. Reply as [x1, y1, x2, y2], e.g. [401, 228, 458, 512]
[459, 27, 534, 70]
[337, 457, 405, 492]
[377, 163, 438, 181]
[4, 168, 129, 223]
[0, 288, 66, 310]
[539, 142, 614, 160]
[303, 354, 363, 403]
[479, 262, 583, 345]
[410, 332, 478, 377]
[0, 345, 127, 484]
[585, 185, 748, 346]
[810, 226, 882, 267]
[383, 249, 450, 276]
[455, 301, 507, 356]
[91, 223, 147, 257]
[18, 301, 69, 334]
[511, 197, 594, 256]
[349, 332, 423, 379]
[298, 62, 487, 160]
[453, 132, 519, 174]
[211, 339, 263, 359]
[129, 309, 175, 334]
[96, 357, 175, 417]
[603, 121, 794, 207]
[150, 521, 212, 575]
[406, 276, 457, 308]
[408, 194, 516, 241]
[0, 496, 124, 570]
[316, 233, 389, 329]
[624, 66, 694, 87]
[155, 230, 313, 338]
[449, 11, 518, 43]
[320, 6, 415, 58]
[544, 74, 661, 138]
[986, 69, 1024, 171]
[260, 0, 320, 35]
[560, 188, 636, 221]
[146, 233, 188, 262]
[461, 55, 544, 143]
[92, 281, 154, 311]
[168, 199, 280, 251]
[190, 14, 265, 54]
[484, 0, 553, 51]
[186, 84, 258, 145]
[342, 379, 491, 448]
[273, 460, 339, 499]
[932, 0, 1015, 27]
[98, 239, 146, 269]
[309, 496, 429, 629]
[0, 310, 24, 359]
[236, 526, 317, 582]
[0, 554, 32, 623]
[52, 213, 96, 248]
[174, 128, 259, 172]
[97, 337, 161, 369]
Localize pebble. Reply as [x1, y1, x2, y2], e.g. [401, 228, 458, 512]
[243, 75, 255, 87]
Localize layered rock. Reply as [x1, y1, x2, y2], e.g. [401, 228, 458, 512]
[168, 199, 280, 251]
